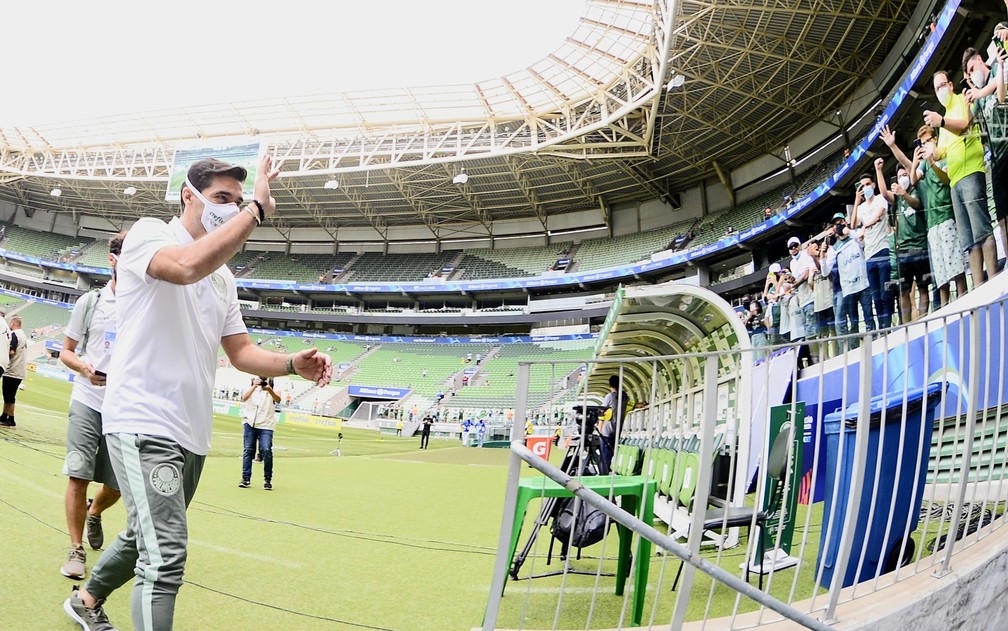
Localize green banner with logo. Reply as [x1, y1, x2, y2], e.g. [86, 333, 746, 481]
[762, 403, 804, 555]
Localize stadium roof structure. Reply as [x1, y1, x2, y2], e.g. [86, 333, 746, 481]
[0, 0, 916, 242]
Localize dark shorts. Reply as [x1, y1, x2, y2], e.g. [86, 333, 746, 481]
[897, 250, 931, 290]
[2, 376, 22, 404]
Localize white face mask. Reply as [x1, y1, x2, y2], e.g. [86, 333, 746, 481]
[898, 175, 911, 190]
[971, 69, 986, 90]
[185, 177, 240, 234]
[936, 85, 952, 107]
[863, 185, 874, 200]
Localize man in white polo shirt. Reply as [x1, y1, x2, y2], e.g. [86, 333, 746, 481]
[64, 155, 333, 631]
[59, 235, 125, 582]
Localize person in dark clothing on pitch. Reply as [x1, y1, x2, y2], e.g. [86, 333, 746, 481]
[420, 415, 433, 449]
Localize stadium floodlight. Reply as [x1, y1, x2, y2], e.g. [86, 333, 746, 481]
[452, 168, 469, 185]
[50, 188, 62, 197]
[123, 186, 137, 196]
[323, 179, 340, 190]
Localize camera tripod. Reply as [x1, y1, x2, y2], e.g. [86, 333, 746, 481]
[329, 432, 343, 457]
[509, 427, 611, 580]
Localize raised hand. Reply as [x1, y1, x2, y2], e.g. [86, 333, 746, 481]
[880, 125, 897, 147]
[253, 154, 281, 217]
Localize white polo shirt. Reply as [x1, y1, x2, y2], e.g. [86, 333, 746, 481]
[0, 318, 11, 375]
[102, 217, 247, 455]
[5, 328, 27, 380]
[64, 284, 117, 412]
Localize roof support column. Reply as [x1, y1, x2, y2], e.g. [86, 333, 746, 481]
[695, 264, 711, 287]
[712, 160, 735, 208]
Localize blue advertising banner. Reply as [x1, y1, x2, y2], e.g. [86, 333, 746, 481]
[249, 328, 596, 345]
[346, 385, 412, 399]
[796, 289, 1004, 503]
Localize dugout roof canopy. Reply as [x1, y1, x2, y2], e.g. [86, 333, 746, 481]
[587, 282, 748, 405]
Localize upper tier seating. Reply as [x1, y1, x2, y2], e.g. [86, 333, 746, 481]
[249, 252, 356, 283]
[458, 242, 572, 279]
[346, 251, 460, 282]
[1, 226, 90, 261]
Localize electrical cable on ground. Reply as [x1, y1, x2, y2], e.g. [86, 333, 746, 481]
[3, 428, 484, 628]
[183, 579, 399, 630]
[191, 500, 496, 556]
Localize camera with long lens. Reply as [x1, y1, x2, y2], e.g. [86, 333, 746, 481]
[572, 405, 605, 433]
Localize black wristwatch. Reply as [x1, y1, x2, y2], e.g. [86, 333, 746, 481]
[251, 199, 266, 224]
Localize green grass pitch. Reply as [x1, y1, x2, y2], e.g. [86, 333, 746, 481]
[3, 372, 846, 630]
[2, 373, 516, 630]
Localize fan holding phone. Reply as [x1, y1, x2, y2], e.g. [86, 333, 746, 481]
[922, 68, 998, 289]
[963, 41, 1008, 268]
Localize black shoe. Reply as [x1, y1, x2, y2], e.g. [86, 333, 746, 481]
[0, 414, 14, 427]
[264, 480, 272, 490]
[238, 480, 250, 488]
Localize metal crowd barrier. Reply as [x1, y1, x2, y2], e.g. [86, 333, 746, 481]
[483, 290, 1008, 630]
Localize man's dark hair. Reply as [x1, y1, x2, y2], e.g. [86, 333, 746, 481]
[608, 374, 620, 389]
[962, 47, 980, 73]
[859, 173, 873, 183]
[179, 158, 248, 212]
[109, 231, 126, 256]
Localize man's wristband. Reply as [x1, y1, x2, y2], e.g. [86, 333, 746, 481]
[285, 354, 295, 375]
[940, 116, 945, 128]
[244, 206, 261, 226]
[251, 199, 266, 223]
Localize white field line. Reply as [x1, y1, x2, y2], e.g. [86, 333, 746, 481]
[4, 470, 64, 500]
[189, 539, 304, 569]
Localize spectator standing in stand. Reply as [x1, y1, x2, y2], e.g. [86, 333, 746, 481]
[823, 211, 875, 345]
[924, 70, 998, 288]
[964, 44, 1008, 261]
[878, 127, 932, 322]
[912, 124, 968, 307]
[851, 165, 893, 330]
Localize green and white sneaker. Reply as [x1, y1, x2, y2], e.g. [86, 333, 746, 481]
[64, 585, 117, 630]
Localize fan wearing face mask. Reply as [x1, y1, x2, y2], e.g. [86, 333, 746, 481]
[850, 166, 892, 331]
[874, 154, 930, 325]
[923, 69, 997, 290]
[963, 44, 1008, 264]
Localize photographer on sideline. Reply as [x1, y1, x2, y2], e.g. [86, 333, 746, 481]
[240, 376, 280, 490]
[598, 374, 629, 467]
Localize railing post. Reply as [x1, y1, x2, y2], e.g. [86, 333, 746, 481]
[670, 355, 719, 630]
[936, 306, 983, 577]
[483, 361, 532, 630]
[823, 335, 873, 623]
